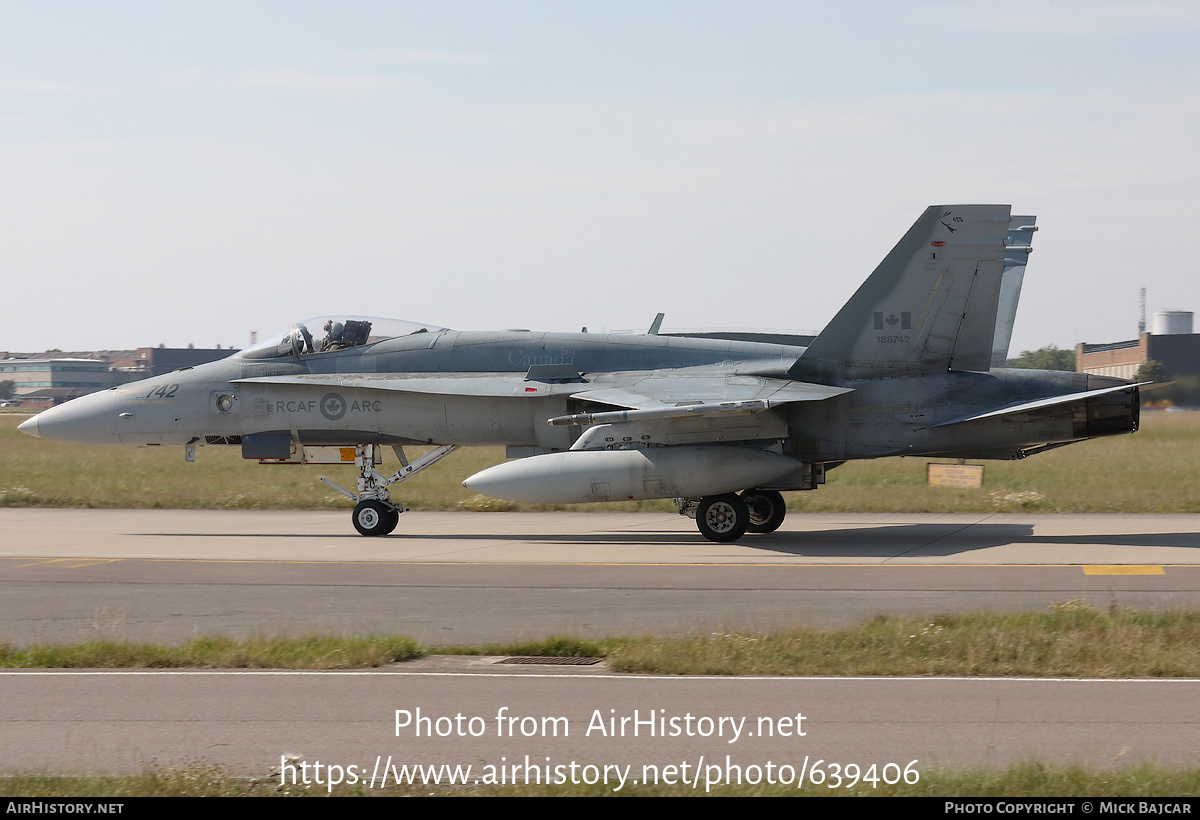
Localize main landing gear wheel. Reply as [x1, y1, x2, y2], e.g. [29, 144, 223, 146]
[353, 499, 399, 536]
[696, 494, 750, 543]
[741, 489, 786, 534]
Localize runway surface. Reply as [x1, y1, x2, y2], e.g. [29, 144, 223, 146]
[2, 509, 1199, 644]
[9, 508, 1200, 564]
[3, 509, 1199, 779]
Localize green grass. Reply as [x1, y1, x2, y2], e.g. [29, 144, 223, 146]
[3, 410, 1199, 513]
[605, 605, 1200, 677]
[4, 606, 1200, 677]
[0, 635, 423, 669]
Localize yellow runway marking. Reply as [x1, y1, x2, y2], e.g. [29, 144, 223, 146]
[0, 557, 1196, 569]
[1084, 565, 1166, 575]
[14, 558, 121, 568]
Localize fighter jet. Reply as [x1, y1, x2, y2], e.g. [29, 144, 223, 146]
[19, 205, 1140, 541]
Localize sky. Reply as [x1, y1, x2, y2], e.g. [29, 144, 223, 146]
[3, 1, 1199, 354]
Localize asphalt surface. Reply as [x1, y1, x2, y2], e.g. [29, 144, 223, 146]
[2, 509, 1199, 644]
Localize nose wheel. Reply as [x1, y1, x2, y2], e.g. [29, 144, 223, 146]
[353, 499, 401, 536]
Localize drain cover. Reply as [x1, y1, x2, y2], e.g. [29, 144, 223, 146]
[497, 656, 603, 666]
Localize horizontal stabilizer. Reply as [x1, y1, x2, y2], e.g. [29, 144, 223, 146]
[926, 382, 1147, 429]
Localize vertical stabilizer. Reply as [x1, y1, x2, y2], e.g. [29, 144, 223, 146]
[792, 205, 1012, 381]
[990, 215, 1037, 368]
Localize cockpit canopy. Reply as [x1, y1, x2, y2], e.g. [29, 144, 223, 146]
[237, 316, 444, 360]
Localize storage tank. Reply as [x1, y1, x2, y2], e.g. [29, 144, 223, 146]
[1153, 311, 1193, 335]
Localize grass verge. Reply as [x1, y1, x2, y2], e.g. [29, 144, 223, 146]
[5, 605, 1200, 677]
[605, 605, 1200, 677]
[0, 635, 422, 669]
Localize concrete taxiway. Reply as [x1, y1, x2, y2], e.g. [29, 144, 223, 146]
[8, 508, 1200, 564]
[1, 509, 1199, 644]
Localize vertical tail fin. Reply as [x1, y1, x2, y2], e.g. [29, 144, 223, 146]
[791, 204, 1014, 381]
[990, 215, 1037, 368]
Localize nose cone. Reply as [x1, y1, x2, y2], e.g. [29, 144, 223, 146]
[17, 390, 122, 445]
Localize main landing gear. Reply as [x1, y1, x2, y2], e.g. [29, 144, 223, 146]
[321, 444, 460, 537]
[675, 489, 787, 543]
[741, 489, 787, 534]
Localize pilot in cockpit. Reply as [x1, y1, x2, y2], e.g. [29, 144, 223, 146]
[322, 320, 346, 351]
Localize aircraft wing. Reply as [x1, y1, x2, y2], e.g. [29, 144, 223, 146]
[562, 373, 851, 449]
[570, 373, 851, 409]
[233, 372, 576, 397]
[234, 371, 851, 406]
[235, 371, 851, 450]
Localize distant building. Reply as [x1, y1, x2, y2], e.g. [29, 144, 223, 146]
[0, 357, 121, 402]
[132, 347, 232, 378]
[1076, 333, 1200, 380]
[0, 347, 230, 406]
[17, 387, 93, 409]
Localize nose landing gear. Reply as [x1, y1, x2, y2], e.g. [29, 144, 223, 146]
[321, 444, 460, 536]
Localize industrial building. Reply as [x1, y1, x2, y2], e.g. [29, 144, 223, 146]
[1076, 311, 1200, 380]
[0, 347, 230, 407]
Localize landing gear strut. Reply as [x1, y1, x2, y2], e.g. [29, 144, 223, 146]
[321, 444, 459, 537]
